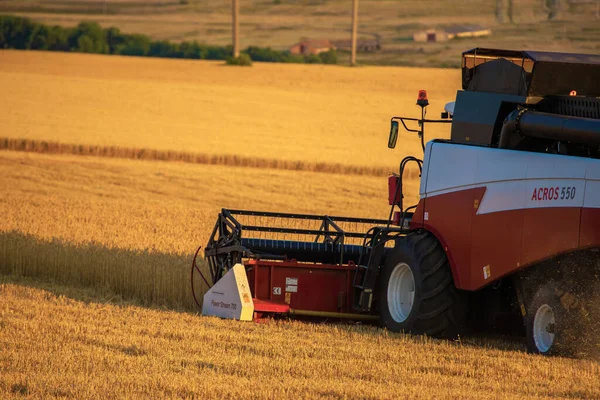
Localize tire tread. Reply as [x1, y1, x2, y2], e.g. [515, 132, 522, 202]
[380, 232, 466, 339]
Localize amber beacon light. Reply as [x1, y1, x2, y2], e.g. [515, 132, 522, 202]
[417, 89, 429, 107]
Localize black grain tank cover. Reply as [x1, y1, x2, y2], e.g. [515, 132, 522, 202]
[453, 49, 600, 147]
[462, 48, 600, 97]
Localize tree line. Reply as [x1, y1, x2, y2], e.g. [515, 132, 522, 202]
[0, 15, 337, 65]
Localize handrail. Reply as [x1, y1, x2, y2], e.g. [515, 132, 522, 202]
[225, 208, 389, 225]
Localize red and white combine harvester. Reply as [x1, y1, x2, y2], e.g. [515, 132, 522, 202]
[195, 49, 600, 355]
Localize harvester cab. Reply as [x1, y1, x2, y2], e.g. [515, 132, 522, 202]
[196, 48, 600, 356]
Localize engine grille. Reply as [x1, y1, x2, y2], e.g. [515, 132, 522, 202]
[537, 96, 600, 120]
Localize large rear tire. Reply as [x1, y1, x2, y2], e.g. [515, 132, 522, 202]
[379, 232, 466, 338]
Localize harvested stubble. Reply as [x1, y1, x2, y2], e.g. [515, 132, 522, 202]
[1, 278, 600, 399]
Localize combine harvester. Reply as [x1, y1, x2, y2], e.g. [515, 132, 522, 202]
[195, 48, 600, 356]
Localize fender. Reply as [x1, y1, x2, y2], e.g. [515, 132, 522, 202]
[411, 187, 486, 290]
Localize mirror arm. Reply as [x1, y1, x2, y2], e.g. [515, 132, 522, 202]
[391, 116, 420, 133]
[391, 116, 452, 128]
[391, 116, 453, 152]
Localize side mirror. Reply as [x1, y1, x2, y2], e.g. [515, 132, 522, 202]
[388, 120, 399, 149]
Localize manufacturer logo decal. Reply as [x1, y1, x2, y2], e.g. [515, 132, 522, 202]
[531, 186, 577, 201]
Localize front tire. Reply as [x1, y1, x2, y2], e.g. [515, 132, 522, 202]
[379, 232, 466, 338]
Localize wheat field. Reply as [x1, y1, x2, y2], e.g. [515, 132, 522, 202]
[0, 149, 412, 310]
[0, 50, 429, 310]
[0, 50, 457, 168]
[1, 50, 599, 398]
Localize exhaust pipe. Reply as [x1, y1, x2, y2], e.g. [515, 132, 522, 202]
[499, 109, 600, 149]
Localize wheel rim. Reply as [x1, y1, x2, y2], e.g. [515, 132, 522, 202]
[387, 262, 415, 323]
[533, 304, 556, 353]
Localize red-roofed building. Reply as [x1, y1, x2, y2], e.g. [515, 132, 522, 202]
[289, 39, 335, 55]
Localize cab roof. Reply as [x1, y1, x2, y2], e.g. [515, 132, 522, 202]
[462, 48, 600, 65]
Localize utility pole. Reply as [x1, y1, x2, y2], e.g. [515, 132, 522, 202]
[350, 0, 358, 65]
[495, 0, 504, 23]
[232, 0, 240, 58]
